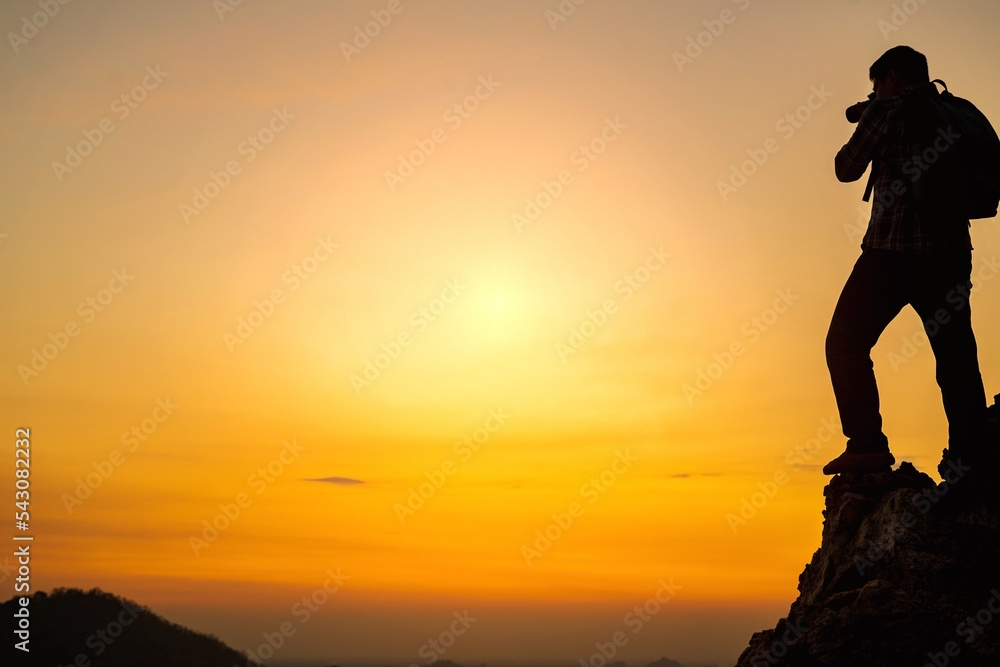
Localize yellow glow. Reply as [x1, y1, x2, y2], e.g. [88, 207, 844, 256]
[4, 1, 1000, 663]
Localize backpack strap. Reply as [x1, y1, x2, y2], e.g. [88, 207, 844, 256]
[862, 163, 876, 202]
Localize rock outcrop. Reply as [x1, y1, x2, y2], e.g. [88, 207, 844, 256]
[736, 402, 1000, 667]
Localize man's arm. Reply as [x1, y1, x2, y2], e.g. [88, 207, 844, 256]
[834, 100, 889, 183]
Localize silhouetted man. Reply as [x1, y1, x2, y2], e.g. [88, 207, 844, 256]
[823, 46, 987, 475]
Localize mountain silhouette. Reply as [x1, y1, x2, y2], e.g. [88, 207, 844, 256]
[3, 587, 249, 666]
[2, 587, 700, 667]
[645, 657, 686, 667]
[735, 398, 1000, 666]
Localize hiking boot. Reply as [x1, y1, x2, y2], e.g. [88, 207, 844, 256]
[822, 449, 895, 475]
[939, 446, 999, 483]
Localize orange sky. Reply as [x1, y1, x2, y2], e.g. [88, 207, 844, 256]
[3, 1, 1000, 664]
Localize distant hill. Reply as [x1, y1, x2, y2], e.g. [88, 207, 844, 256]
[3, 587, 249, 666]
[2, 587, 698, 667]
[645, 658, 686, 667]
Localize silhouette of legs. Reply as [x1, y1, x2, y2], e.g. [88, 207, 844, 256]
[826, 250, 907, 453]
[909, 252, 987, 457]
[825, 248, 986, 467]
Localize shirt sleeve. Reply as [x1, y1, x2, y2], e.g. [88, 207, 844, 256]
[834, 98, 891, 183]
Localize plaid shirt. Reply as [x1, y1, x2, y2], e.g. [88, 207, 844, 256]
[835, 85, 972, 253]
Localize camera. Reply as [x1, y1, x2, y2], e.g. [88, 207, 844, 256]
[845, 92, 876, 123]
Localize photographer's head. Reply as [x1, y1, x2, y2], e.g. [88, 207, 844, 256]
[869, 46, 929, 98]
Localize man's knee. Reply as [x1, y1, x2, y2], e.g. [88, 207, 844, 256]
[826, 322, 871, 361]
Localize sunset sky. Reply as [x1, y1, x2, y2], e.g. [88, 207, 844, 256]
[3, 0, 1000, 664]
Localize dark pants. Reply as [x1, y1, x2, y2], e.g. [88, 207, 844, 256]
[826, 248, 986, 455]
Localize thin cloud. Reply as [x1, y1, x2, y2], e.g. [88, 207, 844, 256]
[666, 472, 723, 479]
[306, 477, 365, 486]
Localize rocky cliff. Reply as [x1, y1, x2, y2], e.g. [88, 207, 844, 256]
[736, 401, 1000, 667]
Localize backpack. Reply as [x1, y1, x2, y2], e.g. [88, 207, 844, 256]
[863, 80, 1000, 220]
